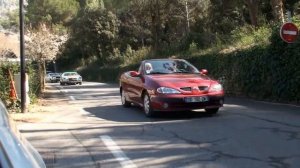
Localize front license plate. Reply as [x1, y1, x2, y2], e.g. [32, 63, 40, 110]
[185, 96, 209, 103]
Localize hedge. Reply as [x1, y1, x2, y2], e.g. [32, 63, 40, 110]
[78, 25, 300, 104]
[187, 26, 300, 103]
[0, 62, 40, 109]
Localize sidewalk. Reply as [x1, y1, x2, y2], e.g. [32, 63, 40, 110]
[11, 85, 69, 123]
[13, 84, 100, 168]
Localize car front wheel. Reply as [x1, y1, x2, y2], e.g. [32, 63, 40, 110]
[121, 90, 131, 107]
[143, 93, 155, 117]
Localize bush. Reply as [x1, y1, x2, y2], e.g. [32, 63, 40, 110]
[0, 62, 19, 105]
[187, 23, 300, 103]
[0, 66, 10, 104]
[0, 61, 41, 109]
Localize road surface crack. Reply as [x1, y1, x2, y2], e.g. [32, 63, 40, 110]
[150, 124, 226, 146]
[257, 127, 300, 141]
[149, 124, 300, 167]
[69, 129, 101, 168]
[234, 113, 300, 128]
[268, 156, 291, 168]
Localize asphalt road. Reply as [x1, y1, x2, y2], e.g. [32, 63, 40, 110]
[19, 82, 300, 168]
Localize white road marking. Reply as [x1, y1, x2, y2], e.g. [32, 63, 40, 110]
[80, 108, 89, 115]
[69, 96, 76, 101]
[60, 89, 68, 93]
[100, 135, 137, 168]
[80, 109, 96, 117]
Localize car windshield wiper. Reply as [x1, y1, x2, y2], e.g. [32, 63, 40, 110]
[174, 70, 191, 73]
[175, 71, 190, 73]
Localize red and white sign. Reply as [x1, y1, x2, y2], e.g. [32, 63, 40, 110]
[280, 22, 299, 43]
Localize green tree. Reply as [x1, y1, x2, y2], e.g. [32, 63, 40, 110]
[0, 9, 19, 31]
[26, 0, 80, 28]
[59, 8, 120, 68]
[270, 0, 284, 23]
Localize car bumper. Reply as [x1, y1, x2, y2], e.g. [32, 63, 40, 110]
[150, 93, 224, 111]
[66, 81, 81, 84]
[51, 78, 60, 82]
[50, 80, 59, 82]
[61, 80, 82, 84]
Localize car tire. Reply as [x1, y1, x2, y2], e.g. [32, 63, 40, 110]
[121, 90, 131, 107]
[79, 82, 82, 85]
[60, 82, 64, 86]
[143, 93, 155, 117]
[205, 108, 219, 114]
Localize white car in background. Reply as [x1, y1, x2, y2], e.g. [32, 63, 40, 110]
[60, 72, 82, 85]
[45, 73, 53, 83]
[0, 100, 46, 168]
[45, 73, 61, 83]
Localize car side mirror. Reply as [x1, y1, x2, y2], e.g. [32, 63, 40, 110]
[129, 71, 140, 77]
[200, 69, 208, 75]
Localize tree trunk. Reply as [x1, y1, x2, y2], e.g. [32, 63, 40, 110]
[185, 0, 190, 33]
[245, 0, 259, 27]
[42, 60, 46, 91]
[270, 0, 284, 23]
[150, 0, 160, 53]
[38, 61, 46, 93]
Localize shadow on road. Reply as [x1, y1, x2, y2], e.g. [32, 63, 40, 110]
[58, 83, 119, 90]
[83, 105, 216, 123]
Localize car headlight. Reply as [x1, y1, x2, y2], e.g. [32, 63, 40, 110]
[157, 87, 181, 94]
[210, 84, 223, 92]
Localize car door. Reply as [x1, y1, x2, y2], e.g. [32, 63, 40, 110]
[129, 64, 146, 104]
[123, 63, 144, 104]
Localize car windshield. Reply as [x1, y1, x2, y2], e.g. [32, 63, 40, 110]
[64, 72, 78, 76]
[144, 60, 199, 75]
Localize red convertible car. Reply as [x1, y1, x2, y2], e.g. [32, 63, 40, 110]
[119, 59, 224, 117]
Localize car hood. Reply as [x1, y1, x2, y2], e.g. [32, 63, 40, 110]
[147, 74, 214, 88]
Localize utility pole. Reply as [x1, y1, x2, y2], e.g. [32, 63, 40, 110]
[19, 0, 27, 113]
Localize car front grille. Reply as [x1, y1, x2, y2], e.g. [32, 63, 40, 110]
[198, 86, 208, 91]
[69, 78, 77, 81]
[180, 87, 192, 91]
[180, 86, 208, 92]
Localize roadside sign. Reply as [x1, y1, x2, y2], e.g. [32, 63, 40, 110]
[280, 22, 299, 43]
